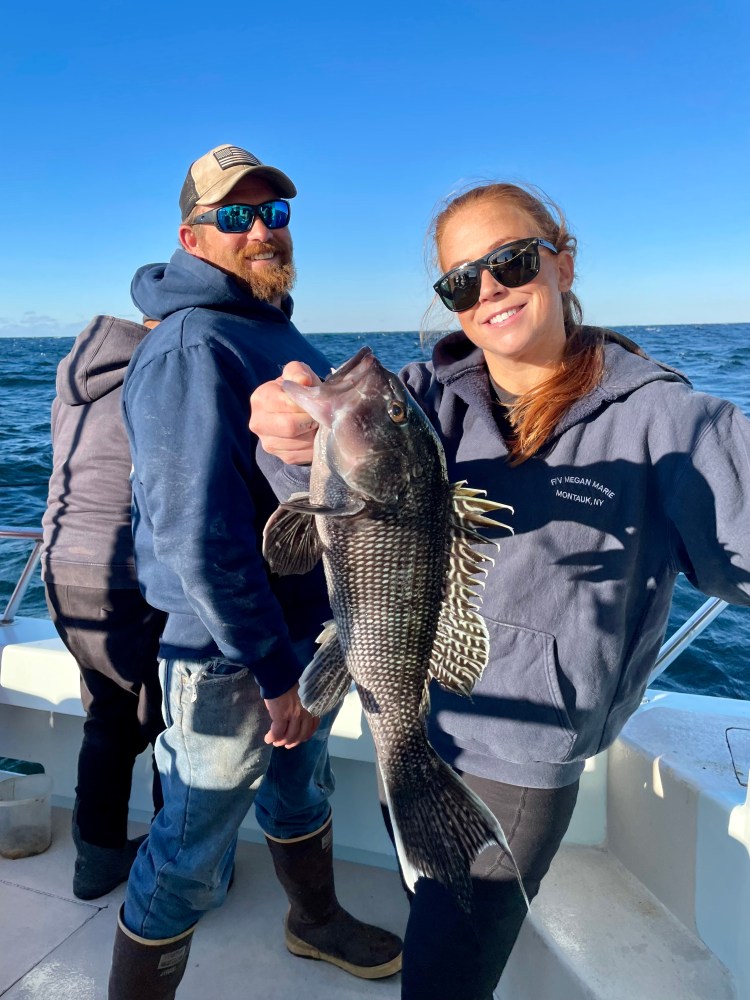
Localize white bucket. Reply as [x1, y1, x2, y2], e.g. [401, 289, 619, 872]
[0, 773, 53, 859]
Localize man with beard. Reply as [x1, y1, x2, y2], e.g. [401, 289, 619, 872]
[108, 145, 402, 999]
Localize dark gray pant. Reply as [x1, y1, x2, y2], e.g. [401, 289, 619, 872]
[45, 582, 166, 847]
[379, 768, 579, 1000]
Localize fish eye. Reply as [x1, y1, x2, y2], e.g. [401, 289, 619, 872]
[388, 400, 407, 424]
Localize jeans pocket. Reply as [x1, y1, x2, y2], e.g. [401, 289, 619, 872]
[184, 658, 262, 742]
[203, 657, 250, 679]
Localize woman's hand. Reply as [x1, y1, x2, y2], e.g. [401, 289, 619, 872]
[249, 361, 321, 465]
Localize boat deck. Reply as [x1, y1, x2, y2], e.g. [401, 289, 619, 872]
[0, 806, 409, 999]
[1, 611, 748, 999]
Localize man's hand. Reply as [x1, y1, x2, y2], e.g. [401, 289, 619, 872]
[264, 684, 320, 748]
[249, 361, 321, 465]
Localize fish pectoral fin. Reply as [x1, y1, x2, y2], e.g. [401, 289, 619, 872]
[262, 496, 323, 575]
[281, 497, 366, 518]
[299, 620, 353, 716]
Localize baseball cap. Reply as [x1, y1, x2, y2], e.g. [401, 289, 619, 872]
[179, 144, 297, 221]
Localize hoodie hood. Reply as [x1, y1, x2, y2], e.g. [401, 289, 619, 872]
[130, 247, 293, 325]
[430, 327, 691, 440]
[56, 315, 150, 405]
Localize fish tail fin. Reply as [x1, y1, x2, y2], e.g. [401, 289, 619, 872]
[382, 742, 529, 913]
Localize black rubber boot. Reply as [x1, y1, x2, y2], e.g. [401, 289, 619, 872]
[265, 816, 402, 979]
[108, 905, 194, 1000]
[72, 827, 147, 900]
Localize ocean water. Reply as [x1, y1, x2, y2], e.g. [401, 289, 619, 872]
[1, 324, 749, 701]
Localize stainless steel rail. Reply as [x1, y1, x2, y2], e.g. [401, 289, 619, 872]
[648, 596, 729, 685]
[0, 526, 44, 625]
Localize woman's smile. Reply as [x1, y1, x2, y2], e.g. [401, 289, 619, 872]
[486, 304, 525, 328]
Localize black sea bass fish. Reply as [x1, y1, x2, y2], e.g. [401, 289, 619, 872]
[263, 347, 521, 910]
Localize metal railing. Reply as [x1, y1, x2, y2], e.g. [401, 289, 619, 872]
[648, 596, 729, 684]
[0, 526, 44, 625]
[0, 526, 733, 677]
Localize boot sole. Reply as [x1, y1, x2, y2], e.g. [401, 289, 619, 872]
[285, 928, 402, 979]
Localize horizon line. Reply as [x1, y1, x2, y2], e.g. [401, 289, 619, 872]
[2, 319, 750, 340]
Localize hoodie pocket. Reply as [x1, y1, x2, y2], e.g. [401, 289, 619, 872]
[432, 618, 576, 765]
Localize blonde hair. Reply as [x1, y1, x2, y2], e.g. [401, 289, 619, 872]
[426, 183, 639, 464]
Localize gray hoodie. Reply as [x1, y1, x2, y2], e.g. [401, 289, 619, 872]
[401, 330, 750, 787]
[263, 327, 750, 788]
[42, 316, 150, 588]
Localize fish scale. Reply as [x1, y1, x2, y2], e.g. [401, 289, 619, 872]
[263, 346, 525, 912]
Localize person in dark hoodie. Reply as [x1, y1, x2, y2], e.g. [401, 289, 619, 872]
[42, 316, 167, 901]
[107, 145, 402, 1000]
[248, 180, 750, 1000]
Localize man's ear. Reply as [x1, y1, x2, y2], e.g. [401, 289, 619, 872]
[178, 224, 199, 255]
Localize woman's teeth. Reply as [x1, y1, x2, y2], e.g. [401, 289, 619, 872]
[488, 307, 520, 325]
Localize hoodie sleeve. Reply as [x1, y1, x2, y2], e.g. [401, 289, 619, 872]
[400, 361, 444, 418]
[664, 398, 750, 605]
[124, 340, 303, 699]
[255, 445, 312, 502]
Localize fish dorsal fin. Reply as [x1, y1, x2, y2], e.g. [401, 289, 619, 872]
[298, 620, 353, 717]
[263, 493, 323, 575]
[428, 482, 514, 696]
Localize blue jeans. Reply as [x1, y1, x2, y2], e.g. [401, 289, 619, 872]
[123, 639, 339, 939]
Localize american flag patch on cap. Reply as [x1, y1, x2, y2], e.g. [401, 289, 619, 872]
[213, 146, 261, 170]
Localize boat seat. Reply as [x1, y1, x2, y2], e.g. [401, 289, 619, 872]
[504, 694, 750, 1000]
[499, 842, 738, 1000]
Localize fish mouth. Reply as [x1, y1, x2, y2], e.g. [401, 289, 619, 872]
[327, 346, 374, 380]
[282, 346, 379, 428]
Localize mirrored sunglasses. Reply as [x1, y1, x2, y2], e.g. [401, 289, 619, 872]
[191, 199, 291, 234]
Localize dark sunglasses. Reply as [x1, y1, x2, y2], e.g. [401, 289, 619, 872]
[434, 237, 559, 313]
[190, 199, 291, 234]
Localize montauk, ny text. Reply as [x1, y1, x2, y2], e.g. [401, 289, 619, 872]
[549, 475, 616, 507]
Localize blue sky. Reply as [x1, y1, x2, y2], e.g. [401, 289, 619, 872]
[1, 0, 748, 336]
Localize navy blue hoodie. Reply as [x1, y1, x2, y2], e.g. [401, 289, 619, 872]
[124, 249, 331, 699]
